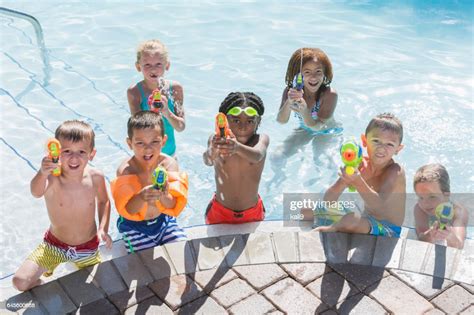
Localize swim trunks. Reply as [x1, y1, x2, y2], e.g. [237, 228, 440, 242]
[366, 215, 401, 238]
[117, 215, 187, 253]
[205, 194, 265, 224]
[314, 204, 351, 227]
[137, 81, 177, 156]
[28, 230, 101, 276]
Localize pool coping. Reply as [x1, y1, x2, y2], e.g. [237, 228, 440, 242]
[1, 221, 473, 314]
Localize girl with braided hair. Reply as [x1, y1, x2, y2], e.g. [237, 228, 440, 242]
[203, 92, 269, 224]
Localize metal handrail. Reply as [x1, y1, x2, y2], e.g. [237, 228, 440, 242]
[0, 6, 51, 85]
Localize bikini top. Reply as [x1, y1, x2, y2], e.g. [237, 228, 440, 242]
[294, 99, 343, 135]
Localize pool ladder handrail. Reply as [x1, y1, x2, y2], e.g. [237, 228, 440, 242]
[0, 6, 51, 85]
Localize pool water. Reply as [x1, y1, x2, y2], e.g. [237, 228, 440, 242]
[1, 1, 472, 277]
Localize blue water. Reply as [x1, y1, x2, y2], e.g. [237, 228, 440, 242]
[0, 1, 472, 277]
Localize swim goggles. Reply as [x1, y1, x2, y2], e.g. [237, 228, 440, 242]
[226, 106, 259, 117]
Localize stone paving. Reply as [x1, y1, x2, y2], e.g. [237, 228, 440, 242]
[1, 223, 473, 314]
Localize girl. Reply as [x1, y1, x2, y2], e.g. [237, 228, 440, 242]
[127, 39, 185, 157]
[277, 47, 338, 131]
[272, 48, 342, 174]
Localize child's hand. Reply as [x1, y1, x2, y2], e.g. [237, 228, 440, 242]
[159, 94, 170, 115]
[40, 156, 60, 176]
[432, 222, 451, 242]
[210, 136, 226, 158]
[216, 137, 238, 157]
[98, 229, 113, 249]
[338, 166, 361, 186]
[288, 88, 304, 101]
[422, 221, 449, 242]
[140, 184, 169, 203]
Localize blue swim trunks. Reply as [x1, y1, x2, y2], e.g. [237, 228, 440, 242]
[117, 215, 187, 253]
[366, 215, 401, 238]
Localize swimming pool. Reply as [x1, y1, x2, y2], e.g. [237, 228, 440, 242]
[1, 1, 472, 278]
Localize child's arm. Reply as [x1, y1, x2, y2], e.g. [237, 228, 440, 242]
[30, 156, 57, 198]
[127, 85, 142, 115]
[414, 204, 435, 243]
[276, 87, 293, 124]
[93, 169, 112, 249]
[445, 204, 468, 248]
[161, 82, 185, 132]
[203, 135, 219, 166]
[350, 164, 406, 218]
[324, 177, 348, 203]
[220, 134, 270, 163]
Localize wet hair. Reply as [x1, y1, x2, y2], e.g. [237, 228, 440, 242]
[365, 113, 403, 143]
[285, 47, 333, 91]
[127, 111, 165, 139]
[218, 92, 265, 116]
[414, 164, 450, 193]
[136, 39, 169, 64]
[55, 120, 95, 150]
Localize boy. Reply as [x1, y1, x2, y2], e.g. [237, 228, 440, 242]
[12, 120, 112, 291]
[414, 163, 468, 249]
[127, 39, 185, 156]
[203, 92, 270, 224]
[111, 111, 187, 253]
[315, 113, 405, 237]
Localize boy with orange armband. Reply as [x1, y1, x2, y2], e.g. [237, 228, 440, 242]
[111, 111, 187, 253]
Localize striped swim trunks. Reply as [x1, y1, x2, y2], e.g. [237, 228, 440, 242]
[28, 230, 101, 276]
[367, 215, 402, 238]
[117, 215, 187, 254]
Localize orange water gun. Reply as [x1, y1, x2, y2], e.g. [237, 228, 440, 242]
[215, 113, 233, 138]
[47, 138, 61, 176]
[147, 89, 163, 112]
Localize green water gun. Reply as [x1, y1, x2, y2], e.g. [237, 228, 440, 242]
[435, 202, 454, 230]
[152, 166, 168, 191]
[340, 139, 363, 192]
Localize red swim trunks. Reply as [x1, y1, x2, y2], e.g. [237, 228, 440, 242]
[205, 195, 265, 224]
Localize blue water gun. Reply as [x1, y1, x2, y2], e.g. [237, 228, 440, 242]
[292, 73, 304, 91]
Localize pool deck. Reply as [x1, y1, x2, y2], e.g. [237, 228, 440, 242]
[1, 221, 473, 314]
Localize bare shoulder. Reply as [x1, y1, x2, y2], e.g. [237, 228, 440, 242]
[454, 202, 469, 224]
[160, 154, 179, 172]
[88, 166, 105, 179]
[87, 167, 107, 191]
[127, 83, 140, 97]
[379, 162, 406, 193]
[386, 162, 405, 179]
[116, 158, 135, 177]
[321, 87, 338, 104]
